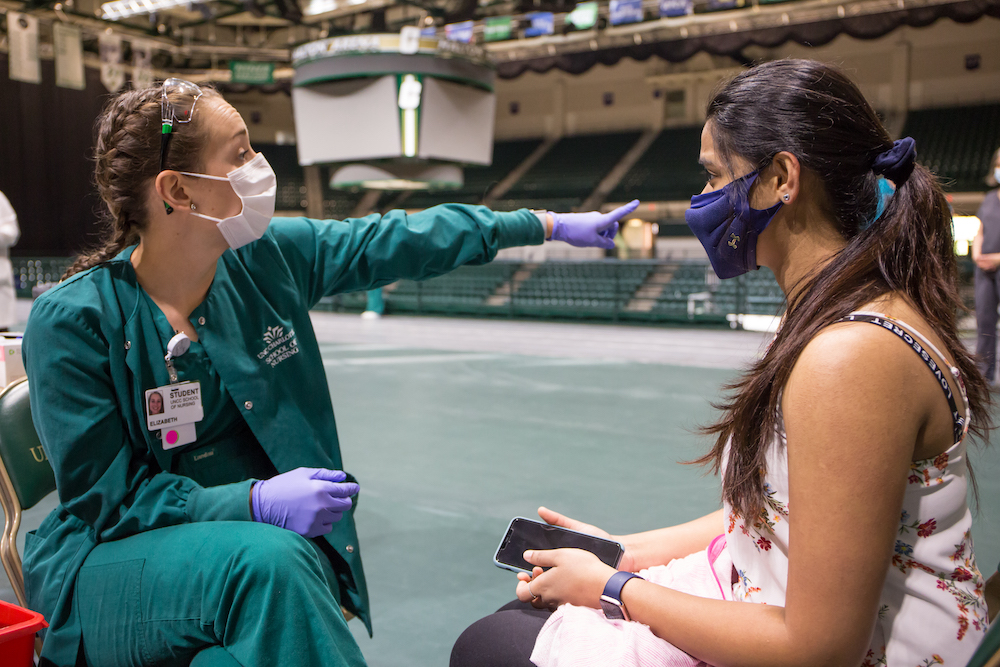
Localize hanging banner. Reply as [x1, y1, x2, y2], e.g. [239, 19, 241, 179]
[566, 2, 599, 30]
[609, 0, 644, 25]
[524, 12, 554, 37]
[444, 20, 474, 43]
[230, 61, 274, 84]
[99, 31, 126, 93]
[8, 12, 42, 85]
[54, 23, 85, 90]
[659, 0, 692, 16]
[132, 41, 154, 90]
[484, 16, 512, 42]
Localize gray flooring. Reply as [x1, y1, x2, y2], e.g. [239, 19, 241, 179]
[2, 307, 998, 666]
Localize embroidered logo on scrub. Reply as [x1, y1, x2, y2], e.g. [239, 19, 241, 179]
[257, 324, 299, 368]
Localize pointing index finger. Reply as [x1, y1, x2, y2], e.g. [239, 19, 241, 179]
[605, 199, 640, 222]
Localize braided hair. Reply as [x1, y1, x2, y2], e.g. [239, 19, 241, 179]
[63, 84, 220, 279]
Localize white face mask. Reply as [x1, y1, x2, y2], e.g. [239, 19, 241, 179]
[181, 153, 277, 249]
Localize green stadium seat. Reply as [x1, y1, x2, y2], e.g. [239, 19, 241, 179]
[610, 127, 705, 203]
[901, 104, 1000, 192]
[497, 132, 642, 212]
[403, 139, 545, 210]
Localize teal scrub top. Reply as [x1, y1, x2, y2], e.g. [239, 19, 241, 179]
[22, 206, 543, 666]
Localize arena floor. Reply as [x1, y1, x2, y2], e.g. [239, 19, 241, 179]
[3, 308, 998, 666]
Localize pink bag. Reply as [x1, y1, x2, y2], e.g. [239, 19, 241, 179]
[530, 536, 732, 667]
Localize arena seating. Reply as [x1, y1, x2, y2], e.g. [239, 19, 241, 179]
[322, 186, 364, 221]
[511, 262, 653, 317]
[902, 103, 1000, 192]
[649, 263, 712, 317]
[257, 144, 308, 213]
[609, 126, 705, 203]
[402, 138, 545, 210]
[492, 131, 642, 212]
[316, 263, 521, 315]
[387, 263, 520, 313]
[14, 258, 74, 298]
[10, 255, 972, 328]
[313, 259, 785, 326]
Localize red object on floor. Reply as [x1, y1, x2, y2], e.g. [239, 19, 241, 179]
[0, 599, 47, 666]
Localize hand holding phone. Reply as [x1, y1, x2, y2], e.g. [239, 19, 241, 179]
[494, 517, 625, 574]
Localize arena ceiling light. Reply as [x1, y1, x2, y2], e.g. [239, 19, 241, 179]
[101, 0, 193, 20]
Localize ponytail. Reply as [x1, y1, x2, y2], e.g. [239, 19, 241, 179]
[693, 60, 990, 521]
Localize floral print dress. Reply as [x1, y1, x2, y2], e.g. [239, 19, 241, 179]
[725, 313, 989, 666]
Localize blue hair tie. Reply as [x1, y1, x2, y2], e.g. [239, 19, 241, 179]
[872, 137, 917, 185]
[861, 177, 897, 230]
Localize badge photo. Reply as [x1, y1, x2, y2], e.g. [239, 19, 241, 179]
[145, 381, 205, 431]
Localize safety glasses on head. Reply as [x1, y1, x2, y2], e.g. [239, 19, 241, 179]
[159, 78, 204, 174]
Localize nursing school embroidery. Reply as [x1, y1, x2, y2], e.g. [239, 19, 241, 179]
[257, 324, 299, 368]
[145, 382, 205, 450]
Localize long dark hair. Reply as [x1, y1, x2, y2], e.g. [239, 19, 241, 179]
[63, 83, 220, 279]
[694, 59, 991, 521]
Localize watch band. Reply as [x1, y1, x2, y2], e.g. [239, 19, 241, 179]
[600, 571, 643, 621]
[530, 209, 551, 239]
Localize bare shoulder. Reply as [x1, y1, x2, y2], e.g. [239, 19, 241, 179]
[789, 318, 922, 390]
[783, 315, 938, 461]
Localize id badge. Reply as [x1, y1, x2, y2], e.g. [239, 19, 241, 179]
[145, 381, 204, 450]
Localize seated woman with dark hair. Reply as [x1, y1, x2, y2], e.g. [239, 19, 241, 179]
[452, 59, 992, 667]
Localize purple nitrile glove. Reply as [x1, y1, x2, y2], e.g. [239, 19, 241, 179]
[251, 467, 359, 538]
[550, 200, 641, 249]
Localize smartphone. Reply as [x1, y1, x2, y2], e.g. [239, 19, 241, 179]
[493, 517, 625, 574]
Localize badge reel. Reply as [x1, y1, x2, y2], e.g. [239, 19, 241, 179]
[145, 333, 204, 451]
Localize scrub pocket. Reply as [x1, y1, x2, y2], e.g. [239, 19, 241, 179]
[22, 530, 39, 602]
[172, 434, 277, 488]
[76, 559, 148, 666]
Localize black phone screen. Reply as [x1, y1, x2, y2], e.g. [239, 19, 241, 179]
[494, 518, 624, 572]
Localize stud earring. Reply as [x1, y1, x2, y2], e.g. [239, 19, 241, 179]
[190, 203, 197, 211]
[782, 194, 790, 202]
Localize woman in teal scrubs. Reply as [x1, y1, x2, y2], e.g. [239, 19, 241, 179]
[22, 80, 637, 667]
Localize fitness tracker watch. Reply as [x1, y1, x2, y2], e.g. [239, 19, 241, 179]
[600, 571, 643, 621]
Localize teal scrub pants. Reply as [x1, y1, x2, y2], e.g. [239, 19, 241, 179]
[73, 521, 366, 667]
[365, 289, 384, 315]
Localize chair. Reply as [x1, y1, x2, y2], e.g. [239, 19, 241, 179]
[0, 377, 55, 660]
[966, 600, 1000, 667]
[0, 377, 55, 609]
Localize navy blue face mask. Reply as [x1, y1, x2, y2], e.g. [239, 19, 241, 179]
[684, 171, 783, 279]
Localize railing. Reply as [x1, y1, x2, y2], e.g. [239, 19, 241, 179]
[315, 260, 788, 327]
[14, 257, 976, 329]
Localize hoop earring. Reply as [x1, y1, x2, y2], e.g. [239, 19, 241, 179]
[164, 202, 174, 215]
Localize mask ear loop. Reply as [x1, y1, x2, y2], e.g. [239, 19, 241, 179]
[178, 172, 231, 182]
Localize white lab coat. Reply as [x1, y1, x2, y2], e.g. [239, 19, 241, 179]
[0, 192, 21, 328]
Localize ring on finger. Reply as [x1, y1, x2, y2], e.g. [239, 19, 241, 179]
[527, 580, 539, 601]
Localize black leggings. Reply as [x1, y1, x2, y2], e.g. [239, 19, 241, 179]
[450, 600, 552, 667]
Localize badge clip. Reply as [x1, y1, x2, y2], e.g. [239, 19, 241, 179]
[164, 332, 191, 383]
